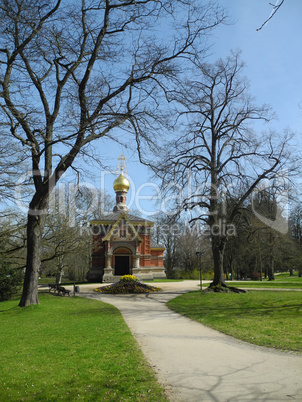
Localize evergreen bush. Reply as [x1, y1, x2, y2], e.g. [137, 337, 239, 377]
[0, 262, 23, 301]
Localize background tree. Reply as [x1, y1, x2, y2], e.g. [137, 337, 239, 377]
[150, 51, 291, 291]
[222, 188, 299, 282]
[0, 261, 23, 301]
[153, 213, 213, 279]
[41, 187, 112, 282]
[289, 204, 302, 277]
[0, 0, 225, 306]
[0, 123, 30, 215]
[42, 214, 90, 283]
[0, 211, 26, 300]
[0, 212, 27, 268]
[175, 225, 211, 278]
[152, 214, 180, 279]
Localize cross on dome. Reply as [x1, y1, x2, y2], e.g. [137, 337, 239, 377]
[113, 154, 130, 201]
[117, 153, 128, 175]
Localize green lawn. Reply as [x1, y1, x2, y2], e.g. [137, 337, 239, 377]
[0, 294, 167, 401]
[274, 272, 302, 281]
[167, 290, 302, 352]
[145, 279, 184, 283]
[223, 281, 302, 289]
[38, 278, 93, 286]
[225, 278, 302, 289]
[222, 272, 302, 289]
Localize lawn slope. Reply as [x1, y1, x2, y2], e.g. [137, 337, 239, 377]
[167, 290, 302, 352]
[0, 294, 167, 401]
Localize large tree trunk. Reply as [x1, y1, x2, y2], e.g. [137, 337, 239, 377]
[268, 256, 275, 281]
[211, 237, 227, 287]
[259, 254, 263, 281]
[209, 236, 246, 293]
[257, 249, 263, 281]
[19, 197, 47, 307]
[230, 260, 234, 281]
[56, 255, 64, 284]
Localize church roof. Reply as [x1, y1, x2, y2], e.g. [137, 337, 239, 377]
[90, 211, 154, 226]
[102, 212, 143, 242]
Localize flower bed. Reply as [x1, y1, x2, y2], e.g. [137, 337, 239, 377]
[94, 275, 161, 294]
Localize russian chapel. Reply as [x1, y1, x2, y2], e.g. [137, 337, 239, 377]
[89, 156, 166, 282]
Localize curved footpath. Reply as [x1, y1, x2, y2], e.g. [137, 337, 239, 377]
[76, 281, 302, 401]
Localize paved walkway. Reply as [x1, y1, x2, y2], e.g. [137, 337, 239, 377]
[77, 281, 302, 401]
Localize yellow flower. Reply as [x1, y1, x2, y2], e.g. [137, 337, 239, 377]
[120, 275, 139, 282]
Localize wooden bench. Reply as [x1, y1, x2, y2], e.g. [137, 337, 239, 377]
[48, 284, 58, 293]
[48, 284, 71, 296]
[57, 286, 71, 296]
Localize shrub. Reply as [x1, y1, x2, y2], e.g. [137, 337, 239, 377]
[175, 269, 214, 280]
[176, 269, 199, 280]
[0, 262, 23, 301]
[250, 271, 260, 281]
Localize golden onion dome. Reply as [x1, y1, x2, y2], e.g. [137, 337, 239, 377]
[113, 171, 130, 192]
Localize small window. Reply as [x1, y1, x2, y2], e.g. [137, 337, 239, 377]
[120, 229, 126, 238]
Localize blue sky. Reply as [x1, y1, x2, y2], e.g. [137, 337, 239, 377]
[89, 0, 302, 217]
[214, 0, 302, 134]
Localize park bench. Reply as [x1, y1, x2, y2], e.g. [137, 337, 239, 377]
[48, 284, 71, 296]
[48, 283, 58, 293]
[57, 286, 71, 296]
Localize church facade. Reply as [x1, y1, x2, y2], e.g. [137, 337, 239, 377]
[89, 159, 166, 282]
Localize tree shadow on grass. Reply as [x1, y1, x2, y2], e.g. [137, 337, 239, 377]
[182, 303, 302, 320]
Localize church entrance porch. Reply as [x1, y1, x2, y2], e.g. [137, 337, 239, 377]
[114, 256, 130, 276]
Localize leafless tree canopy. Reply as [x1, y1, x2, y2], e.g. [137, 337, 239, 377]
[0, 0, 226, 305]
[150, 51, 291, 289]
[0, 0, 225, 194]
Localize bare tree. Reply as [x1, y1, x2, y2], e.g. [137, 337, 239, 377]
[150, 51, 291, 291]
[0, 129, 29, 208]
[41, 187, 112, 282]
[0, 0, 225, 306]
[42, 213, 90, 284]
[289, 204, 302, 277]
[257, 0, 285, 31]
[153, 213, 182, 278]
[0, 211, 27, 269]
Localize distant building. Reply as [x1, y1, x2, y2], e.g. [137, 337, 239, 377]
[89, 155, 166, 282]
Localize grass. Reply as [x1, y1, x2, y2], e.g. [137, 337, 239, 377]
[38, 277, 75, 285]
[0, 294, 167, 401]
[167, 290, 302, 352]
[145, 279, 184, 283]
[224, 281, 302, 289]
[224, 273, 302, 289]
[38, 278, 94, 286]
[274, 272, 302, 280]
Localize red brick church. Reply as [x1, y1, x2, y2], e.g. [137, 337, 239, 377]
[89, 156, 166, 282]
